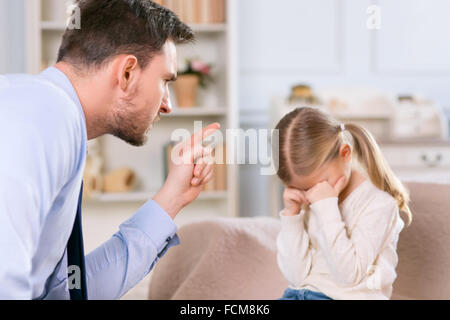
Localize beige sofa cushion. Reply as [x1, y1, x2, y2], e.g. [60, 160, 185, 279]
[392, 182, 450, 300]
[148, 217, 287, 300]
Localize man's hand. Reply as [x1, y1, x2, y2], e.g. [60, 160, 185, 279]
[305, 176, 347, 205]
[282, 187, 308, 216]
[153, 123, 220, 219]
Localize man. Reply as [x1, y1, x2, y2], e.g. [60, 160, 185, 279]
[0, 0, 219, 299]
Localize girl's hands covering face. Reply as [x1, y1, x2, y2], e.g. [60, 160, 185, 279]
[305, 175, 347, 204]
[282, 187, 309, 216]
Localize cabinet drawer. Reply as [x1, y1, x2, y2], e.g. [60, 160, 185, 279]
[381, 145, 450, 169]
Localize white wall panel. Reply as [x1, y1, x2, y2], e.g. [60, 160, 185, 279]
[375, 0, 450, 74]
[239, 0, 343, 73]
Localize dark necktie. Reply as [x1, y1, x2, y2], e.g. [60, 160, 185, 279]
[67, 182, 88, 300]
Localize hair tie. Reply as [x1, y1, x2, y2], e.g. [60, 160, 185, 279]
[340, 123, 346, 132]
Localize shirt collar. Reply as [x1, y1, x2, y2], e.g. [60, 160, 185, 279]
[39, 66, 89, 155]
[39, 66, 87, 131]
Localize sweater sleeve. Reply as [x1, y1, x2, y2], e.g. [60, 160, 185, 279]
[309, 196, 400, 287]
[276, 209, 313, 287]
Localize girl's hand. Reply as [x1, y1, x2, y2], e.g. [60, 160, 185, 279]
[282, 187, 308, 216]
[305, 176, 347, 204]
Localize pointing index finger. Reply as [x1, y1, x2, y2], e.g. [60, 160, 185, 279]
[191, 122, 221, 147]
[181, 123, 221, 162]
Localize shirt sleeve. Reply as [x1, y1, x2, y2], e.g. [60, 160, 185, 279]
[308, 196, 400, 287]
[0, 177, 41, 299]
[85, 200, 180, 299]
[276, 209, 313, 287]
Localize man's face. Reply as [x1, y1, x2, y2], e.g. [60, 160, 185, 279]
[109, 40, 177, 146]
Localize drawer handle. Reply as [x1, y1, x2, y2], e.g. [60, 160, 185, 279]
[421, 154, 443, 167]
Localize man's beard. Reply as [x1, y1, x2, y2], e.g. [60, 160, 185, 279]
[107, 99, 152, 147]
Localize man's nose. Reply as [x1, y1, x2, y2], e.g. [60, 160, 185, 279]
[160, 96, 172, 114]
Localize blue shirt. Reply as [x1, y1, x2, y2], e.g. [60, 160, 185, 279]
[0, 67, 180, 299]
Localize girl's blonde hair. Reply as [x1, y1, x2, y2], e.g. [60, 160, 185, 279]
[274, 106, 412, 226]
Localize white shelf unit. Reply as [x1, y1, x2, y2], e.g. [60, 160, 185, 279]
[163, 106, 227, 117]
[40, 21, 228, 33]
[86, 190, 228, 203]
[25, 0, 239, 218]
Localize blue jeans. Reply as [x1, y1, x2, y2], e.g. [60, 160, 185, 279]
[279, 288, 333, 300]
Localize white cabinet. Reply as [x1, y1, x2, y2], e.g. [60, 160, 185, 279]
[380, 142, 450, 184]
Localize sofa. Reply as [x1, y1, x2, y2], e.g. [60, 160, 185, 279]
[147, 182, 450, 300]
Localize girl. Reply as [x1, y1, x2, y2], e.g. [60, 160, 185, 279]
[274, 106, 412, 300]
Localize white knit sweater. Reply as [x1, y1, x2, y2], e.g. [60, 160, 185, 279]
[276, 180, 405, 300]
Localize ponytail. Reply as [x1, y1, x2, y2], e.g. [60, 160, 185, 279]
[345, 123, 412, 226]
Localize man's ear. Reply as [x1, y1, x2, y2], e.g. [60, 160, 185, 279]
[116, 55, 141, 92]
[340, 144, 352, 162]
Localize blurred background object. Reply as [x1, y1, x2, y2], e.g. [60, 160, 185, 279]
[174, 58, 214, 107]
[391, 94, 448, 140]
[102, 168, 136, 194]
[288, 84, 320, 105]
[82, 140, 104, 198]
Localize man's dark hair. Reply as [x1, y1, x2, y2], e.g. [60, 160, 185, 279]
[57, 0, 195, 69]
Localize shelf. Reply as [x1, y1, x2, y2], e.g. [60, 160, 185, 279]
[41, 21, 227, 33]
[41, 21, 66, 31]
[85, 190, 228, 203]
[333, 112, 391, 120]
[190, 23, 227, 33]
[163, 107, 227, 117]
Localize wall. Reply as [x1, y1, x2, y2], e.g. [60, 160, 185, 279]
[0, 0, 25, 74]
[237, 0, 450, 217]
